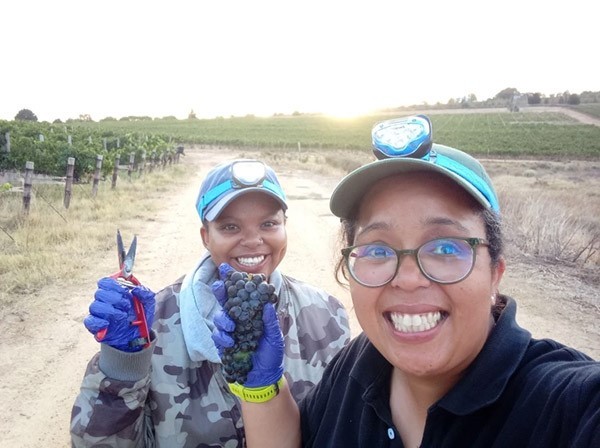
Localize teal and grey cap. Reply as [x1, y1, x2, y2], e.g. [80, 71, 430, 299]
[196, 159, 288, 222]
[329, 115, 499, 219]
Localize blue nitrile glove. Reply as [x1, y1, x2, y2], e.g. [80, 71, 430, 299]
[211, 263, 284, 388]
[84, 277, 156, 352]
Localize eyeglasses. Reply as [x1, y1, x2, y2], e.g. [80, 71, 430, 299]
[341, 237, 489, 287]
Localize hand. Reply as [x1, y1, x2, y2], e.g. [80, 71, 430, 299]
[212, 263, 284, 388]
[84, 277, 156, 352]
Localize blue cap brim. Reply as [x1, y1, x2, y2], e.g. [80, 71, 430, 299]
[204, 188, 288, 221]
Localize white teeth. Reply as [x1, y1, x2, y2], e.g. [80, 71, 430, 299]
[237, 255, 265, 266]
[390, 311, 442, 334]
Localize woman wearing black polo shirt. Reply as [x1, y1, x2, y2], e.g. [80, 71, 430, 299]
[212, 116, 600, 447]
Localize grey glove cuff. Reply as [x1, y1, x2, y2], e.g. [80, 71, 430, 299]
[99, 330, 157, 382]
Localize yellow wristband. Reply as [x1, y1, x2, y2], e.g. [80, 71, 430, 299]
[228, 377, 285, 403]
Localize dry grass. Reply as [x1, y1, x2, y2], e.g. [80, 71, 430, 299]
[2, 149, 598, 308]
[0, 163, 195, 307]
[487, 159, 600, 274]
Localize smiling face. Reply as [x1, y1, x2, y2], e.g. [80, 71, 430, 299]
[201, 191, 287, 279]
[350, 172, 504, 380]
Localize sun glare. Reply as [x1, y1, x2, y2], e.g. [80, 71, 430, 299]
[321, 103, 378, 119]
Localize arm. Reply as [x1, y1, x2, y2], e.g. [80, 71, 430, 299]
[70, 346, 154, 446]
[71, 278, 156, 447]
[241, 383, 301, 448]
[211, 264, 302, 447]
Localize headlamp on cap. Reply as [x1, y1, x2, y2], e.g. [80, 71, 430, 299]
[230, 160, 267, 188]
[197, 160, 287, 222]
[372, 114, 433, 160]
[329, 115, 500, 217]
[369, 114, 499, 212]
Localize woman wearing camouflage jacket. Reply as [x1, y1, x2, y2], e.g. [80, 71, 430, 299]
[71, 159, 351, 447]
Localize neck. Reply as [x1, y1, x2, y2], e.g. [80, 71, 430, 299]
[393, 366, 460, 408]
[390, 367, 462, 448]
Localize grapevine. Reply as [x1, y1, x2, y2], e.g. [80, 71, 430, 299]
[220, 269, 278, 384]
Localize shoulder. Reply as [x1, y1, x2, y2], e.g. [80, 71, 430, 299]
[329, 333, 374, 373]
[280, 274, 346, 313]
[521, 338, 599, 377]
[279, 274, 351, 345]
[307, 333, 374, 385]
[523, 337, 596, 369]
[504, 340, 600, 443]
[299, 334, 382, 435]
[154, 276, 185, 322]
[514, 338, 600, 406]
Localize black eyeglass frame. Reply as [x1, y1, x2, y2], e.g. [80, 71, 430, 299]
[341, 237, 489, 287]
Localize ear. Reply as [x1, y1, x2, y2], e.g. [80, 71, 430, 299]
[200, 226, 209, 249]
[491, 257, 506, 293]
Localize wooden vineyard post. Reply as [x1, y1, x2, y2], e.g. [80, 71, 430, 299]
[148, 152, 155, 173]
[22, 161, 34, 214]
[64, 157, 75, 209]
[139, 150, 146, 176]
[112, 155, 120, 189]
[91, 155, 103, 197]
[128, 152, 135, 180]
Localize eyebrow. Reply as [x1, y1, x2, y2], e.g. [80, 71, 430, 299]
[357, 216, 469, 238]
[423, 216, 470, 232]
[215, 210, 283, 223]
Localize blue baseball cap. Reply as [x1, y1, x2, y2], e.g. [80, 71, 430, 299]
[196, 159, 288, 222]
[330, 116, 499, 219]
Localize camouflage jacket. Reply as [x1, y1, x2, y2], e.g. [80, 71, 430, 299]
[71, 255, 350, 447]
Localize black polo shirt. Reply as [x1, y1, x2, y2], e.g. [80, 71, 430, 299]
[300, 297, 600, 447]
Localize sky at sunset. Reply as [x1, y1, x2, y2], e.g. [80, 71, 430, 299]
[1, 0, 597, 122]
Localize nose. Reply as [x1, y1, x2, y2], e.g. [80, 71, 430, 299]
[388, 252, 430, 290]
[240, 230, 263, 247]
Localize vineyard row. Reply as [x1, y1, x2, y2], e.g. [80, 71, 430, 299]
[0, 120, 180, 179]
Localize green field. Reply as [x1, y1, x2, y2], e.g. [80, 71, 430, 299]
[3, 109, 600, 179]
[73, 110, 600, 158]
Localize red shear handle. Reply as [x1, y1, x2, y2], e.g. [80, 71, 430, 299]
[96, 327, 108, 341]
[125, 274, 151, 349]
[131, 295, 151, 349]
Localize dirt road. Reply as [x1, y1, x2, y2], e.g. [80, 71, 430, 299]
[0, 147, 598, 447]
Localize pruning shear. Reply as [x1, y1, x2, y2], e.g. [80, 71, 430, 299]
[95, 230, 151, 349]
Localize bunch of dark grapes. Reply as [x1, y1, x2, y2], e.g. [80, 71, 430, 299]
[220, 269, 278, 384]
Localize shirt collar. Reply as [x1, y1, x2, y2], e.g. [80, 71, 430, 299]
[349, 297, 532, 415]
[438, 297, 531, 414]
